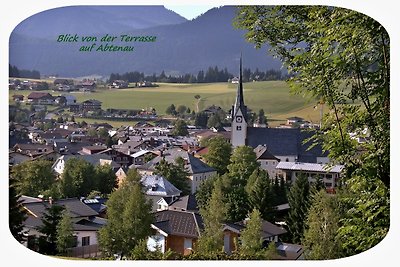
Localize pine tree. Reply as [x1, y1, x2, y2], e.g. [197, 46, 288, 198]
[245, 168, 276, 221]
[240, 209, 263, 255]
[286, 174, 311, 243]
[302, 190, 343, 259]
[37, 205, 65, 255]
[9, 177, 27, 242]
[56, 210, 75, 255]
[197, 178, 228, 255]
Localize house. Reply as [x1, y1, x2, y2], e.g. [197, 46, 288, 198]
[286, 117, 305, 125]
[27, 92, 54, 105]
[55, 94, 77, 106]
[136, 148, 217, 194]
[254, 144, 280, 178]
[231, 77, 239, 84]
[21, 197, 105, 258]
[95, 148, 133, 169]
[109, 80, 128, 89]
[275, 162, 344, 189]
[52, 154, 118, 175]
[12, 94, 24, 102]
[141, 174, 181, 198]
[168, 194, 199, 212]
[79, 145, 108, 155]
[12, 143, 54, 158]
[222, 219, 287, 255]
[81, 99, 102, 111]
[147, 210, 204, 255]
[80, 80, 96, 90]
[130, 150, 157, 166]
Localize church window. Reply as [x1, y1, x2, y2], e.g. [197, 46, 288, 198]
[236, 126, 242, 131]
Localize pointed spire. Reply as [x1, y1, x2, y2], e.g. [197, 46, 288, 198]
[233, 54, 247, 120]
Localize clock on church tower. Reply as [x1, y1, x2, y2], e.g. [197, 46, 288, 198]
[235, 116, 243, 123]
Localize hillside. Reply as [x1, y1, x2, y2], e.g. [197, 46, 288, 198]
[9, 6, 282, 77]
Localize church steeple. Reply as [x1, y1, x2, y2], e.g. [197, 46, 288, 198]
[231, 55, 248, 147]
[232, 55, 247, 121]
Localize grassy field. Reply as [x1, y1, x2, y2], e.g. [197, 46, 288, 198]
[9, 81, 323, 127]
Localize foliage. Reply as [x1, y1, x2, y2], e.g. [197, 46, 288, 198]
[9, 176, 27, 243]
[11, 160, 56, 197]
[171, 119, 189, 136]
[154, 158, 191, 195]
[240, 209, 263, 255]
[245, 168, 276, 221]
[302, 190, 343, 259]
[98, 177, 154, 257]
[165, 104, 177, 116]
[286, 174, 311, 244]
[194, 111, 208, 128]
[337, 176, 389, 256]
[59, 158, 95, 198]
[37, 205, 65, 255]
[203, 136, 232, 175]
[235, 5, 390, 256]
[56, 210, 75, 255]
[197, 178, 228, 255]
[94, 163, 117, 195]
[227, 146, 260, 185]
[195, 174, 218, 209]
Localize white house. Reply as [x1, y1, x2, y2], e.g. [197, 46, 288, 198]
[275, 162, 344, 189]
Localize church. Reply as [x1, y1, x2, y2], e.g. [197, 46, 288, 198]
[229, 58, 343, 189]
[230, 57, 328, 164]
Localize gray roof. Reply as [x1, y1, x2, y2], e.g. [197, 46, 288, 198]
[141, 175, 181, 197]
[168, 194, 199, 212]
[137, 148, 215, 174]
[153, 210, 204, 238]
[276, 162, 344, 173]
[225, 219, 287, 238]
[246, 127, 327, 162]
[254, 145, 279, 161]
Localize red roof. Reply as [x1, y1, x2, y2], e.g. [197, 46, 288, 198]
[27, 92, 53, 99]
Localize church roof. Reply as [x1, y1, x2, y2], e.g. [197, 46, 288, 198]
[246, 127, 327, 162]
[232, 56, 247, 120]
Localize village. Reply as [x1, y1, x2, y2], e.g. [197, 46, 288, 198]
[9, 60, 348, 260]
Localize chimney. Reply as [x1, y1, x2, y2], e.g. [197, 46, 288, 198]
[48, 196, 53, 205]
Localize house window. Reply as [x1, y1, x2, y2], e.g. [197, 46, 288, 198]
[326, 174, 333, 179]
[236, 126, 242, 131]
[325, 182, 333, 187]
[82, 236, 90, 246]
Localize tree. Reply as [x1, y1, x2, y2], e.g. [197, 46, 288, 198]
[9, 176, 27, 243]
[56, 210, 75, 256]
[235, 6, 389, 255]
[286, 174, 311, 243]
[98, 175, 154, 257]
[194, 95, 201, 112]
[11, 160, 56, 197]
[171, 119, 189, 136]
[94, 163, 117, 195]
[195, 174, 219, 209]
[194, 112, 208, 128]
[203, 136, 232, 175]
[245, 168, 276, 221]
[302, 190, 343, 260]
[227, 146, 260, 185]
[206, 114, 222, 129]
[165, 104, 177, 116]
[197, 178, 228, 255]
[59, 158, 95, 198]
[154, 158, 190, 195]
[176, 105, 187, 115]
[256, 109, 267, 126]
[37, 205, 65, 255]
[240, 209, 263, 255]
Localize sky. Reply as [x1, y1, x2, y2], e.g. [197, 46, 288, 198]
[164, 5, 220, 20]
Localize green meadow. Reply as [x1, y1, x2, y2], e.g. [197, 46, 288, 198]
[9, 81, 323, 127]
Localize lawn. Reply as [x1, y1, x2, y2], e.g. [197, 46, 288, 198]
[9, 81, 322, 126]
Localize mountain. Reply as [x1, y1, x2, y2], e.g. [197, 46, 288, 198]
[12, 5, 187, 39]
[9, 6, 283, 77]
